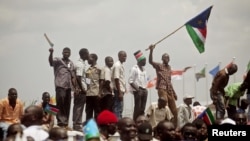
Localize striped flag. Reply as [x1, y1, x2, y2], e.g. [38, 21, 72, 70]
[171, 66, 192, 80]
[146, 77, 157, 88]
[185, 6, 213, 53]
[195, 67, 206, 81]
[197, 107, 215, 125]
[44, 104, 59, 115]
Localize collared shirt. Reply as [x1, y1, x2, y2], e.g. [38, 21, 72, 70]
[128, 65, 147, 91]
[112, 61, 126, 92]
[152, 63, 176, 95]
[75, 58, 88, 90]
[52, 57, 75, 89]
[225, 82, 245, 106]
[0, 98, 24, 124]
[86, 64, 101, 96]
[177, 103, 195, 129]
[210, 68, 229, 96]
[100, 65, 114, 95]
[146, 102, 173, 128]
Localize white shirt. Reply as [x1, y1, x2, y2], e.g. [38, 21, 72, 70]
[112, 61, 126, 92]
[146, 102, 173, 128]
[177, 103, 195, 129]
[128, 65, 147, 91]
[100, 65, 114, 95]
[75, 58, 88, 90]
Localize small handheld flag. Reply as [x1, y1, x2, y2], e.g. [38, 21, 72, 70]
[44, 104, 59, 115]
[83, 119, 100, 140]
[197, 107, 215, 125]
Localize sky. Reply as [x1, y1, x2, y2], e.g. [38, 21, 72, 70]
[1, 0, 250, 117]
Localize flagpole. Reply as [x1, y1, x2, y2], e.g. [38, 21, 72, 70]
[145, 25, 185, 51]
[193, 64, 197, 101]
[205, 63, 208, 105]
[183, 71, 185, 97]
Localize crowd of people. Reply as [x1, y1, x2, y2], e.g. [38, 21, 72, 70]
[0, 44, 250, 141]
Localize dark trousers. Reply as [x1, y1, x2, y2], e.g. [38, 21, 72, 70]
[113, 90, 124, 120]
[215, 93, 225, 119]
[133, 88, 148, 121]
[227, 104, 236, 119]
[72, 93, 86, 129]
[56, 87, 71, 127]
[100, 94, 114, 112]
[85, 96, 100, 121]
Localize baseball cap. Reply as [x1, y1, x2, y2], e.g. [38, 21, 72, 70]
[183, 94, 194, 100]
[220, 118, 236, 125]
[137, 122, 153, 140]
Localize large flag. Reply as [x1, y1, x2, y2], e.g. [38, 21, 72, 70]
[197, 107, 215, 125]
[185, 6, 213, 53]
[171, 66, 192, 80]
[209, 65, 220, 77]
[44, 104, 59, 115]
[195, 67, 206, 81]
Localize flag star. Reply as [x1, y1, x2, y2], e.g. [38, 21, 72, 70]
[197, 20, 203, 25]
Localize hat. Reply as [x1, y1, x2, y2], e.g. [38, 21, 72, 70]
[83, 119, 100, 140]
[183, 94, 194, 100]
[220, 118, 236, 125]
[137, 122, 153, 140]
[134, 50, 145, 62]
[96, 110, 118, 125]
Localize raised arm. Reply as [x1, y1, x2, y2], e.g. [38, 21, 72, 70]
[149, 44, 156, 66]
[48, 48, 54, 66]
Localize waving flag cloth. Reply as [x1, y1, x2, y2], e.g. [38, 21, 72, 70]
[195, 67, 206, 81]
[197, 107, 215, 125]
[147, 77, 157, 89]
[44, 104, 59, 115]
[171, 66, 192, 80]
[83, 119, 100, 140]
[185, 6, 213, 53]
[209, 65, 220, 77]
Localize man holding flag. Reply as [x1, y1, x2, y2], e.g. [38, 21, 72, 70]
[148, 44, 178, 127]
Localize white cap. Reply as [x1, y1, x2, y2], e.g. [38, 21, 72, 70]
[183, 94, 194, 100]
[220, 118, 236, 125]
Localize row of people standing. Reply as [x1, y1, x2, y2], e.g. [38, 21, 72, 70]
[48, 43, 181, 131]
[48, 46, 130, 132]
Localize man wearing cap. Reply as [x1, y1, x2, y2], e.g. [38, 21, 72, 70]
[137, 122, 153, 141]
[148, 44, 178, 127]
[128, 50, 148, 121]
[177, 95, 195, 129]
[96, 110, 118, 141]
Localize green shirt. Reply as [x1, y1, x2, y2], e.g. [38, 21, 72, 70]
[225, 82, 245, 106]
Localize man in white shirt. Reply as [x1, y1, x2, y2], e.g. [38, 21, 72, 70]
[112, 51, 127, 119]
[146, 97, 173, 129]
[128, 50, 148, 121]
[100, 56, 114, 112]
[73, 48, 89, 131]
[177, 95, 195, 129]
